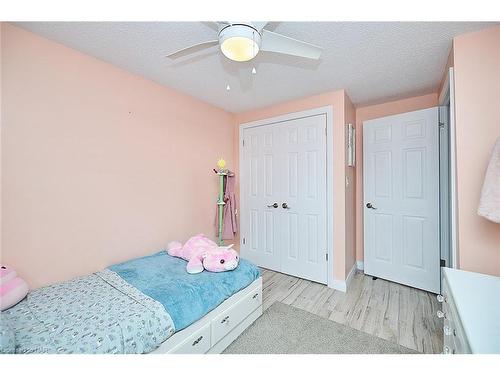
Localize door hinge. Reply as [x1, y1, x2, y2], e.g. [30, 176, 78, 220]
[440, 259, 446, 267]
[439, 121, 445, 129]
[242, 139, 245, 147]
[326, 253, 329, 261]
[243, 237, 246, 245]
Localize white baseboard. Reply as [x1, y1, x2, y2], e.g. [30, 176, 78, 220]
[331, 279, 347, 292]
[332, 263, 357, 293]
[356, 261, 364, 271]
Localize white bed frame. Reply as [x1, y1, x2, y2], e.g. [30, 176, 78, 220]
[152, 277, 262, 354]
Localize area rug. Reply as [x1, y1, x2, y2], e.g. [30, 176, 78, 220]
[223, 302, 418, 354]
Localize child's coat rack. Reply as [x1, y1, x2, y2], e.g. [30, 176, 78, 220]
[214, 159, 234, 246]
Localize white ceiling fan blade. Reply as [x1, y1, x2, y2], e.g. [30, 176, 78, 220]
[166, 40, 219, 60]
[260, 30, 323, 60]
[251, 22, 268, 32]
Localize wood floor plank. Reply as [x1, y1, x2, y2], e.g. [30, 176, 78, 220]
[290, 280, 325, 312]
[260, 269, 442, 354]
[262, 271, 303, 311]
[380, 280, 401, 344]
[397, 284, 419, 351]
[280, 278, 311, 306]
[328, 273, 365, 325]
[345, 273, 372, 331]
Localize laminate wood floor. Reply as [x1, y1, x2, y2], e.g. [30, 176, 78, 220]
[260, 268, 443, 354]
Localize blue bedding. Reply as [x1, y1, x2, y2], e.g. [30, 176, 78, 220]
[109, 251, 260, 331]
[1, 251, 260, 354]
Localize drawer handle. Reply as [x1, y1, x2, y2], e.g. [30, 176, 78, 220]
[437, 310, 446, 319]
[221, 315, 230, 324]
[192, 336, 203, 346]
[444, 326, 452, 336]
[252, 293, 259, 299]
[437, 294, 445, 303]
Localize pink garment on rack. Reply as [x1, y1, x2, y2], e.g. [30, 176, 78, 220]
[215, 174, 238, 240]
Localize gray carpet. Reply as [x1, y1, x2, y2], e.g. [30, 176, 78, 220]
[223, 302, 418, 354]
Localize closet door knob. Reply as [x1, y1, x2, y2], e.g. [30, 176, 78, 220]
[267, 203, 278, 208]
[282, 202, 290, 209]
[366, 202, 377, 209]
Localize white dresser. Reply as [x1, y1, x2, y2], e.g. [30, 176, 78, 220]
[438, 268, 500, 354]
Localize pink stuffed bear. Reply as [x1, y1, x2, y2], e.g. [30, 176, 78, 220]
[1, 265, 29, 311]
[167, 234, 239, 274]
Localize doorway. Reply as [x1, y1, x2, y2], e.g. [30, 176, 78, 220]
[363, 107, 441, 293]
[239, 107, 333, 285]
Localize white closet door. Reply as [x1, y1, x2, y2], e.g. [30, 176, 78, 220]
[279, 115, 327, 284]
[363, 107, 440, 293]
[241, 123, 283, 271]
[241, 114, 327, 284]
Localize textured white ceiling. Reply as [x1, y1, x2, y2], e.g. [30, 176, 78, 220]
[14, 22, 499, 113]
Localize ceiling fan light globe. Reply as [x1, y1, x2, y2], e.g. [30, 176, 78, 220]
[219, 24, 261, 62]
[221, 37, 259, 62]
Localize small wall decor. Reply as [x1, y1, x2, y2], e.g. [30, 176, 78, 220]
[347, 123, 356, 167]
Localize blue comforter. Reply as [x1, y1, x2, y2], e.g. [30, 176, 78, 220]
[110, 251, 260, 331]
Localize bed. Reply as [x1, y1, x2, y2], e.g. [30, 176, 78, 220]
[0, 251, 262, 354]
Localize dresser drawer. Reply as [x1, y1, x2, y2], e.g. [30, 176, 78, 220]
[440, 278, 471, 354]
[211, 285, 262, 344]
[171, 322, 211, 354]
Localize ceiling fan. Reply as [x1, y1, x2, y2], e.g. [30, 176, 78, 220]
[166, 22, 323, 62]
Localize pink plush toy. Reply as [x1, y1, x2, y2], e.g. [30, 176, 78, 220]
[1, 265, 29, 311]
[167, 234, 239, 274]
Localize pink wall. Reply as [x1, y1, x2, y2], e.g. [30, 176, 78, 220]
[354, 93, 439, 263]
[1, 24, 235, 288]
[453, 26, 500, 275]
[234, 90, 352, 282]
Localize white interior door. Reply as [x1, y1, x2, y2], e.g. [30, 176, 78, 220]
[241, 123, 282, 271]
[363, 107, 440, 293]
[279, 116, 327, 283]
[241, 114, 328, 284]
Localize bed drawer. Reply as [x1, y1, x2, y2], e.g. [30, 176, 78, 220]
[171, 322, 211, 354]
[211, 285, 262, 344]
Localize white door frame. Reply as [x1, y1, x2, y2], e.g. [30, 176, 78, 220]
[439, 67, 459, 269]
[239, 106, 335, 288]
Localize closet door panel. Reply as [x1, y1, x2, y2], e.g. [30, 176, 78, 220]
[241, 124, 282, 270]
[279, 115, 328, 284]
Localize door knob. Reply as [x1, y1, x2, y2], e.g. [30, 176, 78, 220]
[267, 203, 278, 208]
[282, 202, 290, 209]
[366, 202, 377, 209]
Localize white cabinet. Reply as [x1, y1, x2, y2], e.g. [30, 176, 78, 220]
[440, 277, 471, 354]
[437, 268, 500, 354]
